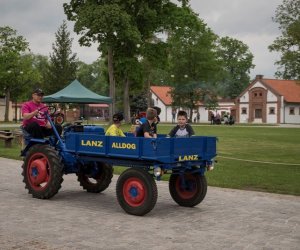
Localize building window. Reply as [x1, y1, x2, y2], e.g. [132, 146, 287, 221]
[242, 108, 247, 114]
[254, 93, 257, 97]
[269, 107, 275, 114]
[289, 107, 295, 115]
[259, 93, 262, 96]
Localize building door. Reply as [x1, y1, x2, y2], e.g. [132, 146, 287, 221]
[255, 109, 262, 118]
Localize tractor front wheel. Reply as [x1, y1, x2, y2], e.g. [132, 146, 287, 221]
[116, 168, 157, 216]
[22, 144, 64, 199]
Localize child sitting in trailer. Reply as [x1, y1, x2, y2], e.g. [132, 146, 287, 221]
[130, 118, 142, 136]
[136, 108, 157, 138]
[168, 110, 195, 138]
[105, 113, 126, 137]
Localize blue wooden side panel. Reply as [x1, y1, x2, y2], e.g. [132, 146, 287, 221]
[64, 132, 217, 164]
[141, 138, 172, 162]
[107, 136, 140, 158]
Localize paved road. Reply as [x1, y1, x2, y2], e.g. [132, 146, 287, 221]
[0, 157, 299, 250]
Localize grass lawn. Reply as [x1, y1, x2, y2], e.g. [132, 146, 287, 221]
[1, 124, 299, 195]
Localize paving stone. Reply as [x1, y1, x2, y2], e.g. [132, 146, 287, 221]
[0, 157, 299, 250]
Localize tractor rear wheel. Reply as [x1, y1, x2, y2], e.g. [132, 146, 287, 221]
[22, 144, 64, 199]
[77, 162, 113, 193]
[169, 172, 207, 207]
[116, 168, 157, 216]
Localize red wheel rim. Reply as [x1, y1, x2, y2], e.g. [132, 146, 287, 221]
[123, 177, 147, 207]
[27, 153, 51, 191]
[175, 174, 197, 199]
[56, 115, 63, 124]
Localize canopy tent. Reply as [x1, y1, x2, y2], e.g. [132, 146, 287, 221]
[43, 79, 112, 104]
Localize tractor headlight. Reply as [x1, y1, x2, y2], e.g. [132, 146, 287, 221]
[154, 167, 162, 177]
[207, 161, 214, 171]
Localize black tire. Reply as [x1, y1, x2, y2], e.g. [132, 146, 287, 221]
[22, 144, 64, 199]
[77, 162, 113, 193]
[116, 168, 157, 216]
[169, 172, 207, 207]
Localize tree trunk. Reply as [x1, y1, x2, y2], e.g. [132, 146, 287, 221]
[4, 88, 10, 122]
[123, 77, 130, 123]
[189, 107, 194, 123]
[14, 101, 18, 123]
[147, 77, 151, 107]
[107, 47, 115, 121]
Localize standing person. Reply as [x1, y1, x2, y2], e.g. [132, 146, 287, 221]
[210, 112, 215, 125]
[196, 111, 200, 123]
[105, 113, 126, 137]
[168, 110, 195, 138]
[136, 108, 157, 138]
[172, 109, 176, 123]
[22, 88, 62, 139]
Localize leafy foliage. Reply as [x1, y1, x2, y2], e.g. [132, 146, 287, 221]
[76, 59, 109, 96]
[171, 81, 218, 120]
[0, 26, 38, 121]
[269, 0, 300, 79]
[46, 20, 78, 94]
[167, 7, 219, 84]
[216, 36, 254, 98]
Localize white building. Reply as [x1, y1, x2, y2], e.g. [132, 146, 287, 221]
[236, 75, 300, 124]
[150, 86, 235, 123]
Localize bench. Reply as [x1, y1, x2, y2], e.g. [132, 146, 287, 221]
[0, 130, 15, 148]
[12, 128, 25, 147]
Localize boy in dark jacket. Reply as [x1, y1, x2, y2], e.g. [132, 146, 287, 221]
[168, 110, 194, 137]
[136, 108, 157, 138]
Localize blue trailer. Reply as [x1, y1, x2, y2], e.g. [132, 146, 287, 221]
[21, 111, 217, 216]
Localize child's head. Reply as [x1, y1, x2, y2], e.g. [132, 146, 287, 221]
[113, 112, 124, 125]
[146, 108, 157, 121]
[177, 110, 188, 127]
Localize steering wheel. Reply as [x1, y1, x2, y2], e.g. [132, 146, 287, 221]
[35, 105, 56, 120]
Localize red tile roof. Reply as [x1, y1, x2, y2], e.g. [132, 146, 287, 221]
[150, 86, 173, 105]
[261, 79, 300, 103]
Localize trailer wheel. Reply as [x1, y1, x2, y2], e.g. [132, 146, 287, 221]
[22, 144, 64, 199]
[116, 168, 157, 216]
[169, 172, 207, 207]
[77, 162, 113, 193]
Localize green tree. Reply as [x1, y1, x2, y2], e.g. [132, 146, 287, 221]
[269, 0, 300, 79]
[140, 40, 169, 107]
[76, 59, 109, 96]
[64, 0, 180, 119]
[216, 36, 254, 98]
[167, 7, 219, 85]
[0, 26, 30, 121]
[171, 81, 218, 121]
[32, 54, 50, 89]
[10, 54, 40, 121]
[166, 6, 220, 118]
[46, 20, 78, 94]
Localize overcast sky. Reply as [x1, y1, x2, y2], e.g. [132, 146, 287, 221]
[1, 0, 283, 79]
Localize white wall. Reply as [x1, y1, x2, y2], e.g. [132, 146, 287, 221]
[0, 98, 14, 122]
[284, 104, 300, 123]
[266, 103, 277, 124]
[239, 103, 249, 123]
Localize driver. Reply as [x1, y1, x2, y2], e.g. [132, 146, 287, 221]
[21, 88, 62, 139]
